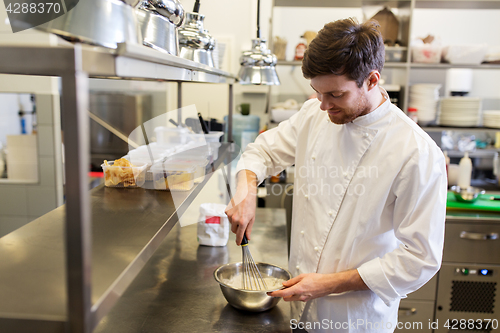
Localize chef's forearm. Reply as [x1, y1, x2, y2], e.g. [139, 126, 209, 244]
[331, 269, 369, 294]
[236, 170, 258, 194]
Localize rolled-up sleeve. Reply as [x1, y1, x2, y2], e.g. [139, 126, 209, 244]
[357, 144, 447, 306]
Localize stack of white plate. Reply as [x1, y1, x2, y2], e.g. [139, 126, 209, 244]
[409, 84, 441, 125]
[482, 110, 500, 128]
[438, 97, 482, 127]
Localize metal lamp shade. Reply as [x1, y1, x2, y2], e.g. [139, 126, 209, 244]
[178, 12, 215, 67]
[37, 0, 142, 49]
[238, 66, 280, 85]
[136, 7, 180, 55]
[238, 39, 280, 85]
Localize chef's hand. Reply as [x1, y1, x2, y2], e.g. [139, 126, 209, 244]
[267, 270, 369, 302]
[225, 170, 258, 245]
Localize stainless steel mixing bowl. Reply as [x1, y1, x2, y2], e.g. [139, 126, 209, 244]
[214, 262, 292, 312]
[450, 185, 485, 203]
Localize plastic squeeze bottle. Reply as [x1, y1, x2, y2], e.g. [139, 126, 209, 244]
[457, 152, 472, 189]
[444, 150, 450, 174]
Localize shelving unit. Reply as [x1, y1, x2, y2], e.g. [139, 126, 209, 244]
[270, 0, 500, 129]
[0, 42, 236, 333]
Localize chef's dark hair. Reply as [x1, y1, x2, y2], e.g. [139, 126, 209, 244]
[302, 18, 385, 88]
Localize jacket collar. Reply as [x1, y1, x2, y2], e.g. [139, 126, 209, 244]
[350, 87, 391, 128]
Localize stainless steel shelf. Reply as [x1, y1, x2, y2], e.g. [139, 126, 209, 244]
[0, 42, 237, 333]
[422, 126, 500, 132]
[445, 148, 498, 158]
[410, 63, 500, 70]
[0, 143, 232, 332]
[415, 0, 500, 9]
[0, 43, 237, 83]
[274, 0, 412, 8]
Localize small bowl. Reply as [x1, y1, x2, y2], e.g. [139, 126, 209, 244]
[214, 262, 291, 312]
[450, 185, 485, 203]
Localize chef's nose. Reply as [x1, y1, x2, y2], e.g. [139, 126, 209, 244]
[319, 96, 334, 111]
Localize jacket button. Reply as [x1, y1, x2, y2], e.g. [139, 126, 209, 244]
[305, 194, 309, 199]
[314, 246, 319, 252]
[300, 230, 305, 234]
[328, 211, 333, 216]
[296, 265, 300, 270]
[343, 172, 348, 178]
[363, 132, 369, 138]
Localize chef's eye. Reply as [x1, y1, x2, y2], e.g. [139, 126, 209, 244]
[331, 93, 343, 98]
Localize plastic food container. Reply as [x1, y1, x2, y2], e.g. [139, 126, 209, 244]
[385, 46, 407, 62]
[101, 159, 148, 188]
[442, 44, 487, 65]
[151, 162, 195, 191]
[188, 131, 224, 145]
[165, 157, 209, 184]
[154, 126, 189, 145]
[412, 45, 442, 63]
[128, 144, 168, 166]
[209, 142, 221, 161]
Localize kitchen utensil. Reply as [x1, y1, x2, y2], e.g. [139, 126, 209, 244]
[219, 163, 266, 291]
[241, 235, 267, 290]
[178, 12, 216, 67]
[198, 113, 210, 134]
[38, 0, 142, 49]
[135, 6, 180, 55]
[450, 185, 485, 203]
[213, 262, 291, 312]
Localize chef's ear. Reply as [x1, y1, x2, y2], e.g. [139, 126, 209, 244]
[366, 71, 381, 91]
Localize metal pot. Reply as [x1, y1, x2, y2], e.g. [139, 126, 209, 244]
[38, 0, 142, 49]
[178, 12, 215, 67]
[135, 7, 179, 55]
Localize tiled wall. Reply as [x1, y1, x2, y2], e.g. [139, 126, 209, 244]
[0, 93, 63, 237]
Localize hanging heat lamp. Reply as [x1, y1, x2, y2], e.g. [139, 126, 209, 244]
[237, 0, 280, 85]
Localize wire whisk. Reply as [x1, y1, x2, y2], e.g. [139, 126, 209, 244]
[241, 235, 268, 290]
[219, 164, 267, 290]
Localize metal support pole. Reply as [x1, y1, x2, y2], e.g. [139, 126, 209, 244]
[62, 45, 92, 333]
[228, 84, 233, 143]
[177, 81, 182, 125]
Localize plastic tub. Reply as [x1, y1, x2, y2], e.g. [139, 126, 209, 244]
[128, 144, 168, 166]
[209, 142, 221, 161]
[412, 45, 442, 63]
[151, 162, 195, 191]
[165, 157, 209, 183]
[188, 131, 224, 145]
[154, 126, 189, 145]
[101, 158, 147, 188]
[442, 44, 487, 65]
[385, 46, 407, 62]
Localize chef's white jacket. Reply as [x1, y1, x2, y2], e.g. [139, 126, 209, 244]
[236, 91, 447, 333]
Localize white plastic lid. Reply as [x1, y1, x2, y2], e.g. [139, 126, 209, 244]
[151, 162, 196, 172]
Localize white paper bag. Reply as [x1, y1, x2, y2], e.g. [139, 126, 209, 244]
[197, 203, 229, 246]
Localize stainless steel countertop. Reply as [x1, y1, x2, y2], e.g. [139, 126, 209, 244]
[93, 208, 292, 333]
[0, 144, 234, 325]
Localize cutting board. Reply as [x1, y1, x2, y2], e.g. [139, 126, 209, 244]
[447, 191, 500, 211]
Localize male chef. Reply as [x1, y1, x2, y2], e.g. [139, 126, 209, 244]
[225, 18, 447, 333]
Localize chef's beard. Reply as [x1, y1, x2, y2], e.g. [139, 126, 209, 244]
[327, 90, 371, 125]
